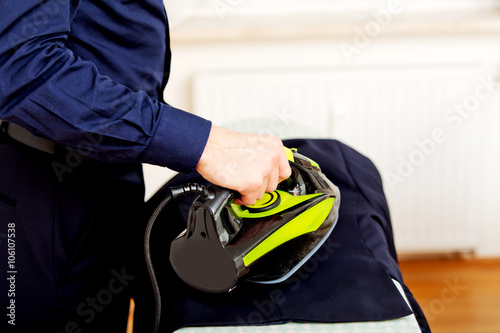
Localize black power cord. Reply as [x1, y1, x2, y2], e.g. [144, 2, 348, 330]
[144, 183, 212, 333]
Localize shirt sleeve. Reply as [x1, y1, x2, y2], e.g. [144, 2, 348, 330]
[0, 0, 211, 174]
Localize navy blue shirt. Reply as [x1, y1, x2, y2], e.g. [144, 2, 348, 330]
[0, 0, 211, 173]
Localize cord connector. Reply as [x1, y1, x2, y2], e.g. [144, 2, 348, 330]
[169, 183, 213, 199]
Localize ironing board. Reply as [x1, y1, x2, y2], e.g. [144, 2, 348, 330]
[175, 280, 421, 333]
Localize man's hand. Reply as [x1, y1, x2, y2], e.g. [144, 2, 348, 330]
[196, 125, 292, 206]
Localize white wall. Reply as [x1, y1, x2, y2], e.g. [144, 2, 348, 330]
[145, 1, 500, 256]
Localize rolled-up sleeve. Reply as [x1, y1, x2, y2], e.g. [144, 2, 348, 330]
[0, 0, 211, 174]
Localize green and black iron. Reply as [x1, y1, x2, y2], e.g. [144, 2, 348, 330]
[168, 148, 341, 293]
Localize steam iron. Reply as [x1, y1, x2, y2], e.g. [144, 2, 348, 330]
[169, 148, 341, 293]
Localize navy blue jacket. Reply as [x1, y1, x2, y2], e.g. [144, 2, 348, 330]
[0, 0, 211, 173]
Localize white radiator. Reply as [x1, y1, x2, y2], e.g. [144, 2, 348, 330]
[192, 65, 495, 254]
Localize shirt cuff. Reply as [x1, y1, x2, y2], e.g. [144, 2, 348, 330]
[141, 104, 212, 174]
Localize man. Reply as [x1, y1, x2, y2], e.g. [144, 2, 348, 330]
[1, 2, 432, 333]
[0, 1, 290, 332]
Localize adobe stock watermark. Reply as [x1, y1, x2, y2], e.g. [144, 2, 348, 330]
[422, 277, 467, 322]
[384, 73, 495, 190]
[4, 222, 17, 327]
[51, 132, 104, 182]
[50, 267, 135, 333]
[51, 65, 169, 183]
[213, 0, 243, 20]
[340, 0, 411, 64]
[236, 238, 340, 324]
[6, 0, 67, 51]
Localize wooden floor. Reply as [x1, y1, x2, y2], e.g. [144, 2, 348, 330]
[399, 257, 500, 333]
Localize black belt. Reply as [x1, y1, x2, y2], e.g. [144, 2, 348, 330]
[1, 121, 56, 154]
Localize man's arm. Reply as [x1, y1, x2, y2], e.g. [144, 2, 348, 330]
[0, 0, 210, 173]
[0, 0, 290, 201]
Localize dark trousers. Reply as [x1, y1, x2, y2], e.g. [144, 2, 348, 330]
[136, 139, 431, 333]
[0, 132, 145, 333]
